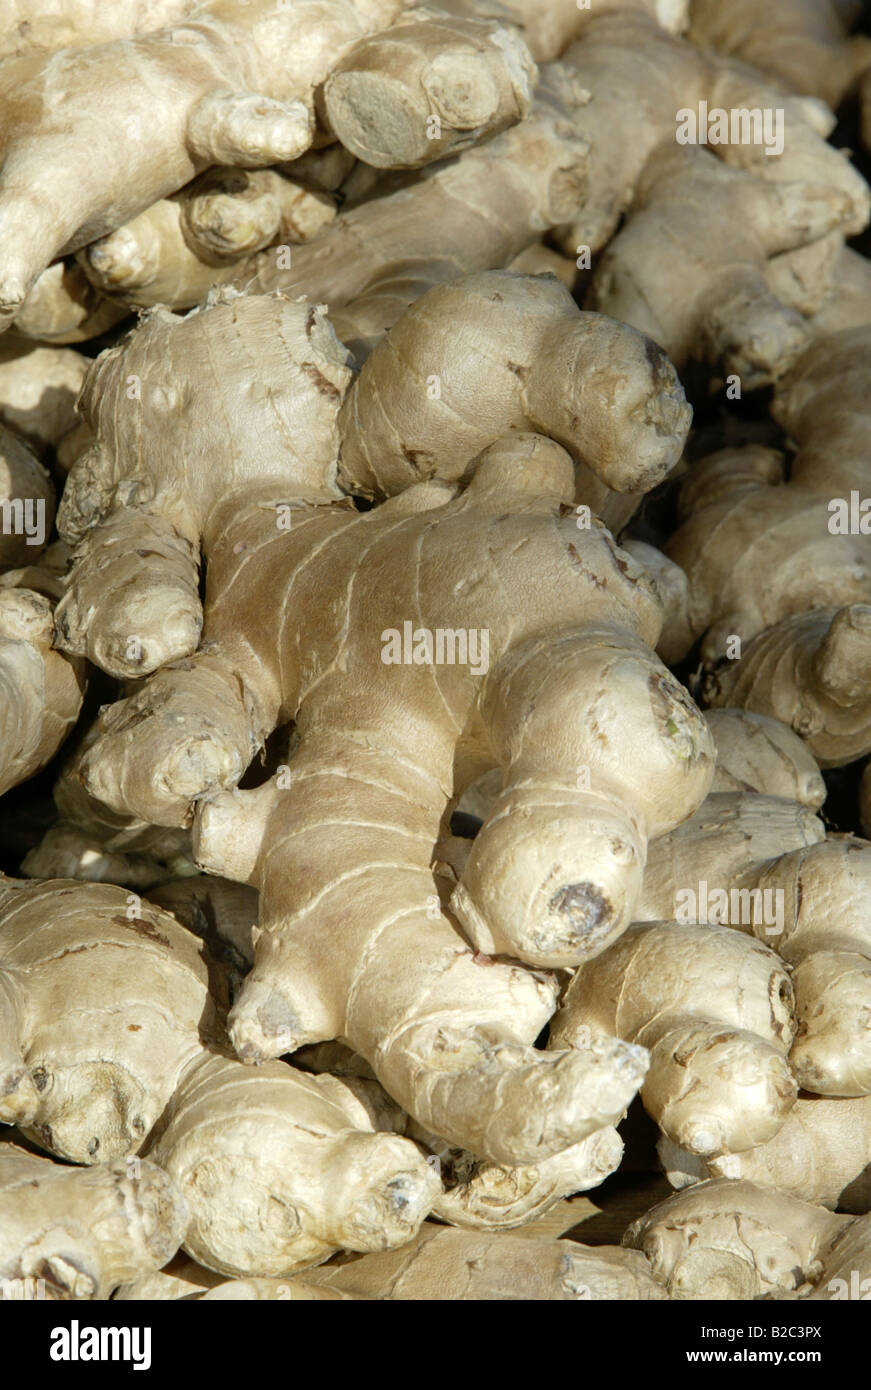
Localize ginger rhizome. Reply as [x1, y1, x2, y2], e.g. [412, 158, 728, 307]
[688, 0, 871, 116]
[0, 338, 88, 454]
[55, 274, 691, 679]
[702, 709, 826, 808]
[0, 878, 439, 1275]
[638, 785, 871, 1097]
[0, 0, 197, 60]
[550, 920, 797, 1159]
[624, 1176, 850, 1300]
[78, 169, 338, 313]
[0, 565, 86, 799]
[0, 0, 554, 323]
[0, 0, 376, 317]
[660, 1095, 871, 1213]
[321, 6, 536, 169]
[63, 325, 713, 1160]
[298, 1040, 626, 1230]
[148, 1054, 440, 1276]
[11, 261, 128, 345]
[302, 1225, 667, 1300]
[658, 252, 871, 765]
[0, 424, 54, 565]
[588, 143, 852, 388]
[0, 878, 227, 1153]
[0, 1142, 188, 1301]
[248, 11, 869, 373]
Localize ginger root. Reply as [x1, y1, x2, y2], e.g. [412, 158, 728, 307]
[54, 274, 691, 680]
[0, 424, 54, 565]
[0, 1141, 188, 1300]
[0, 338, 88, 454]
[0, 878, 440, 1273]
[321, 6, 536, 169]
[0, 0, 406, 322]
[660, 1095, 871, 1212]
[640, 803, 871, 1098]
[0, 0, 197, 60]
[551, 920, 797, 1159]
[302, 1224, 667, 1300]
[79, 170, 337, 313]
[625, 1176, 848, 1299]
[70, 431, 715, 1162]
[0, 879, 225, 1156]
[11, 261, 127, 345]
[704, 710, 826, 808]
[588, 143, 849, 388]
[148, 1054, 440, 1277]
[0, 569, 86, 799]
[688, 0, 871, 115]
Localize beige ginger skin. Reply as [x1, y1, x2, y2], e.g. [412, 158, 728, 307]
[0, 1142, 189, 1301]
[0, 566, 87, 799]
[303, 1224, 667, 1300]
[0, 0, 198, 60]
[148, 1054, 440, 1276]
[657, 252, 871, 766]
[56, 281, 714, 1162]
[639, 782, 871, 1097]
[0, 878, 228, 1156]
[688, 0, 871, 115]
[624, 1176, 849, 1300]
[630, 1175, 871, 1299]
[78, 170, 337, 313]
[551, 920, 798, 1159]
[661, 1094, 871, 1212]
[73, 435, 714, 1163]
[253, 13, 868, 313]
[0, 0, 411, 323]
[54, 273, 691, 680]
[0, 879, 440, 1275]
[589, 143, 854, 389]
[0, 339, 88, 453]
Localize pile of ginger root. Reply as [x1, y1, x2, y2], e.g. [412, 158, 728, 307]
[2, 0, 871, 1309]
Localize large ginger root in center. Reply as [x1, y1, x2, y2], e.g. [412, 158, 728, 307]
[70, 419, 713, 1162]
